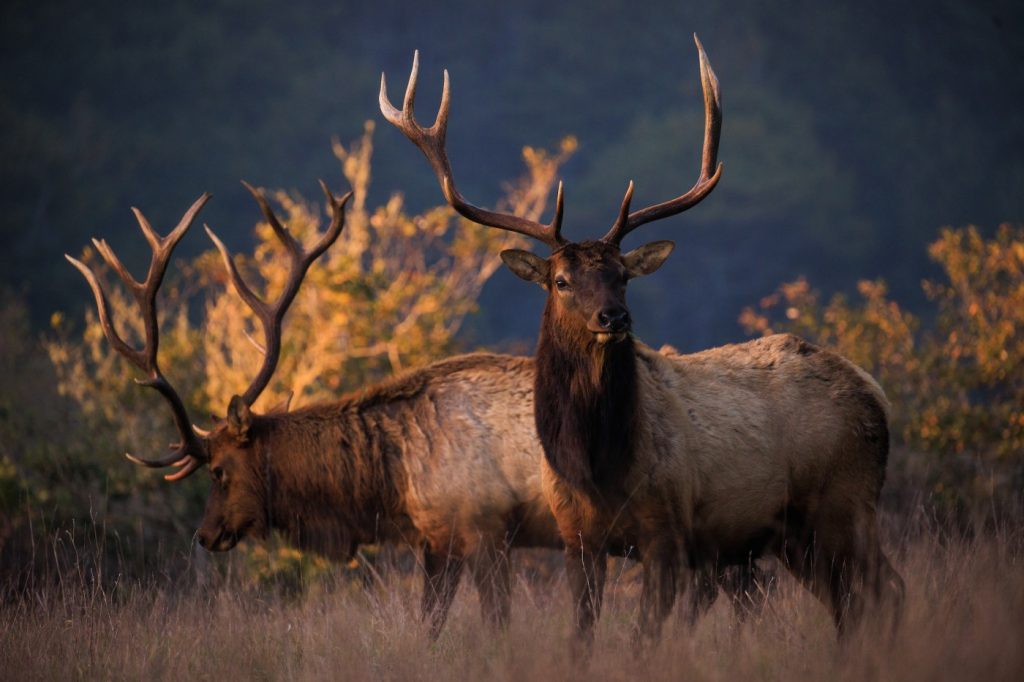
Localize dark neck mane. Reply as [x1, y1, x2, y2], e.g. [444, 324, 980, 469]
[250, 403, 404, 561]
[534, 302, 638, 497]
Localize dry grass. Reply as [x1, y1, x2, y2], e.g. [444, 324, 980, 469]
[2, 509, 1023, 682]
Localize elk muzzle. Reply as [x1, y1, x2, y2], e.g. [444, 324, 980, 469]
[198, 526, 241, 552]
[589, 306, 631, 343]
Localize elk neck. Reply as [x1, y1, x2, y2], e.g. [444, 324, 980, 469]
[534, 299, 639, 499]
[249, 405, 404, 561]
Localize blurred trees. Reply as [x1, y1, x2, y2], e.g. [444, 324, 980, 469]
[2, 0, 1022, 350]
[1, 126, 569, 580]
[741, 224, 1024, 499]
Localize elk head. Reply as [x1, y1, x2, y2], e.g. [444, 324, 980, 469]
[380, 35, 721, 348]
[67, 181, 350, 551]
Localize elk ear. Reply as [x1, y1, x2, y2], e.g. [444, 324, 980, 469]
[623, 240, 675, 279]
[226, 395, 252, 440]
[501, 249, 549, 286]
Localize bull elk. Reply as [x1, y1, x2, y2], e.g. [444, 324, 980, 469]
[67, 184, 569, 637]
[381, 36, 905, 646]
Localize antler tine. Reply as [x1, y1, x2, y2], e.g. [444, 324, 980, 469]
[207, 181, 349, 407]
[66, 193, 212, 480]
[381, 51, 566, 250]
[204, 223, 267, 318]
[402, 49, 422, 124]
[602, 34, 723, 246]
[65, 254, 146, 369]
[313, 179, 352, 260]
[91, 238, 142, 295]
[241, 180, 301, 258]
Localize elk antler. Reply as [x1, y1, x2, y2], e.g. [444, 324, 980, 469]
[66, 194, 212, 481]
[204, 181, 351, 407]
[380, 50, 566, 250]
[601, 34, 723, 246]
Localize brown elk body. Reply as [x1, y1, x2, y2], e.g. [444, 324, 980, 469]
[383, 36, 905, 646]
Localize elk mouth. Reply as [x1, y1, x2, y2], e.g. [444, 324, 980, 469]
[593, 331, 629, 344]
[200, 529, 241, 552]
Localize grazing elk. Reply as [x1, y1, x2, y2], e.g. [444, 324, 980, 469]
[381, 36, 905, 646]
[67, 184, 568, 638]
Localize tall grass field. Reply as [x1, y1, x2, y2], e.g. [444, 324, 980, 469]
[2, 480, 1022, 682]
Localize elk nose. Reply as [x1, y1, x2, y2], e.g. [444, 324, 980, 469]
[597, 307, 630, 332]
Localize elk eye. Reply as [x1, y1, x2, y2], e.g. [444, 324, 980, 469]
[211, 466, 225, 484]
[554, 278, 570, 291]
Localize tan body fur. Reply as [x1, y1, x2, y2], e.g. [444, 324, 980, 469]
[387, 356, 556, 553]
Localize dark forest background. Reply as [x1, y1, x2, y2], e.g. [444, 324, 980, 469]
[4, 0, 1022, 350]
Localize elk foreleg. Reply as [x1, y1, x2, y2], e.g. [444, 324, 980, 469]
[724, 561, 775, 622]
[421, 547, 464, 640]
[634, 540, 683, 650]
[564, 540, 608, 651]
[683, 567, 719, 626]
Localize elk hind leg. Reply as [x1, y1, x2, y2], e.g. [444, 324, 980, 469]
[861, 517, 906, 635]
[421, 546, 464, 640]
[469, 539, 513, 630]
[779, 507, 857, 636]
[831, 506, 905, 637]
[783, 502, 899, 638]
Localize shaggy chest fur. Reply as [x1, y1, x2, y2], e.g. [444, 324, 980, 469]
[534, 326, 639, 500]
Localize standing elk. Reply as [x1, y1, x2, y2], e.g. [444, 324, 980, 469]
[381, 36, 905, 646]
[66, 184, 565, 637]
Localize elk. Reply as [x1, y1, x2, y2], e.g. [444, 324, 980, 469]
[67, 184, 569, 637]
[381, 36, 905, 646]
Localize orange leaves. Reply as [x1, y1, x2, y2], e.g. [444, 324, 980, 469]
[926, 225, 1024, 388]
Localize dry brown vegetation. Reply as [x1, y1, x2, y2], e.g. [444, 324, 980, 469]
[2, 492, 1022, 681]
